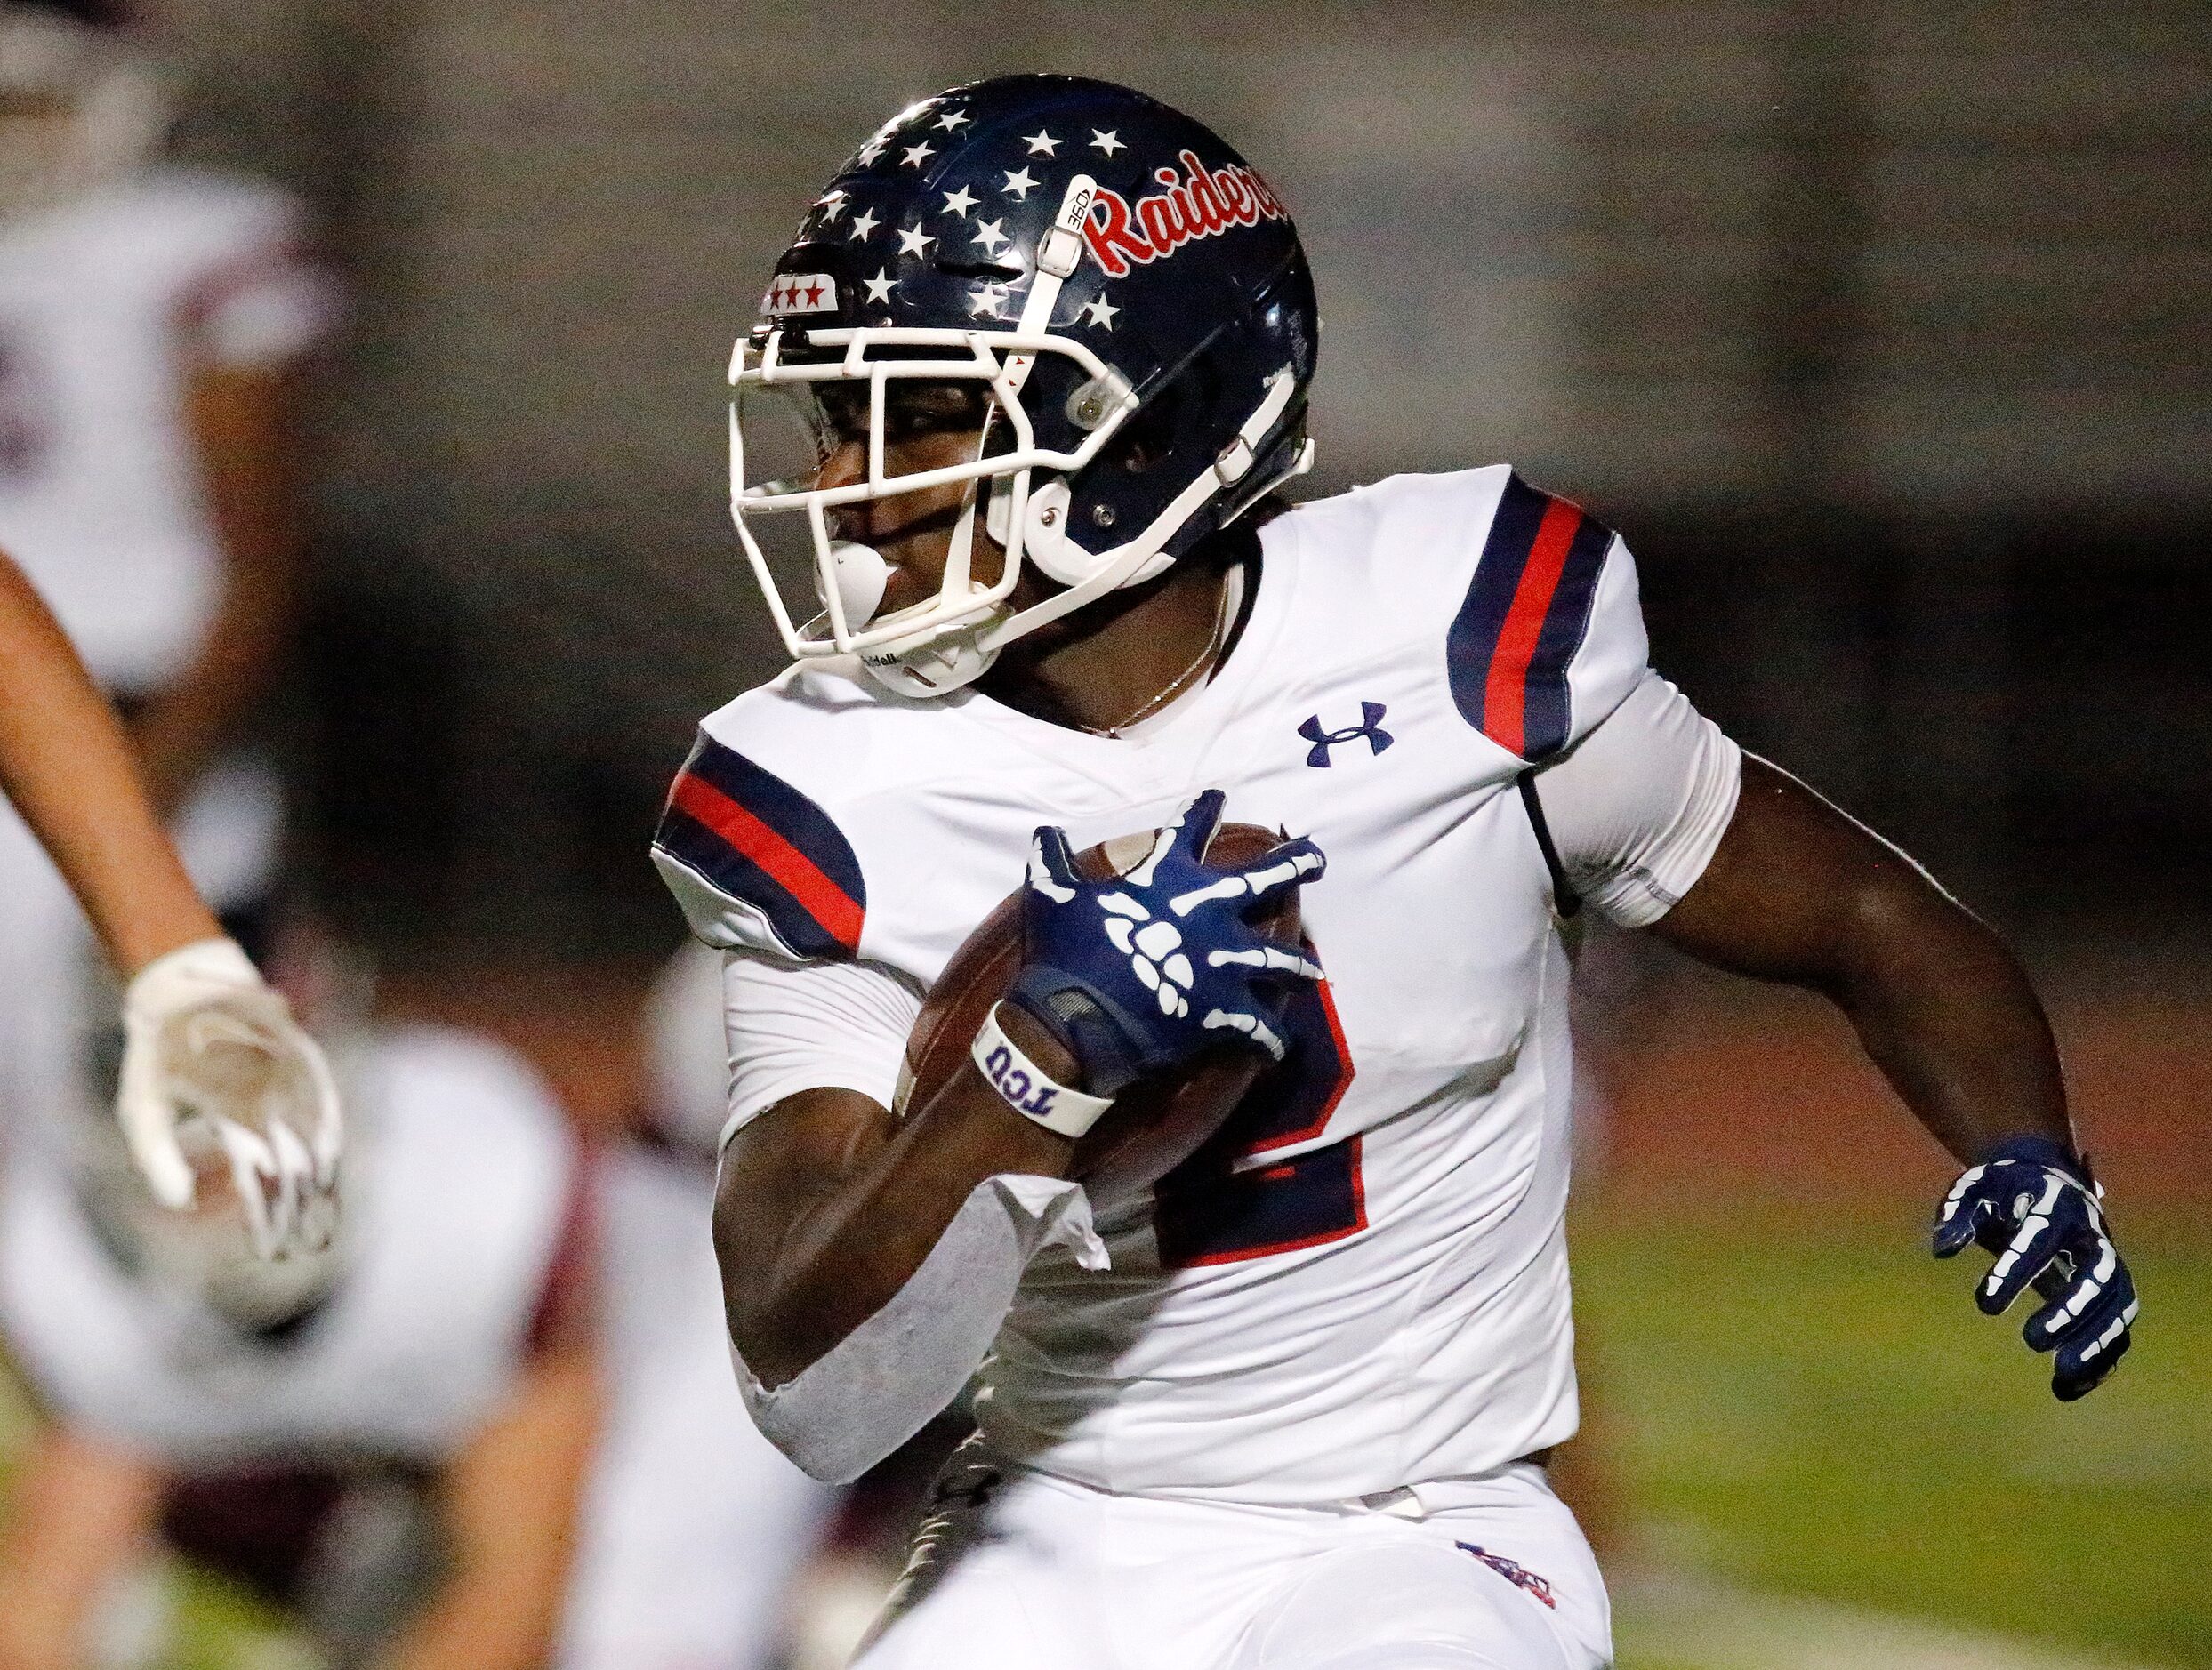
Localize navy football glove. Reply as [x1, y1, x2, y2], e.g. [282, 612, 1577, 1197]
[1008, 790, 1324, 1096]
[1934, 1135, 2138, 1401]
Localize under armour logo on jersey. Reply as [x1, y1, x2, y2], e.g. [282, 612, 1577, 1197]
[1299, 703, 1394, 767]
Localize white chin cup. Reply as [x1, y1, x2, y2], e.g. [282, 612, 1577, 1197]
[859, 622, 1001, 698]
[820, 541, 890, 630]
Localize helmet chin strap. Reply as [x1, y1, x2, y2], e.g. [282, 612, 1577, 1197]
[851, 406, 1008, 699]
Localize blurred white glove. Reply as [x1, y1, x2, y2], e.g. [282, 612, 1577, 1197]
[117, 937, 342, 1258]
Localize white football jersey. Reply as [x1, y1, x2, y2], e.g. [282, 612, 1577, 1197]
[0, 1025, 579, 1467]
[657, 468, 1735, 1504]
[0, 166, 329, 692]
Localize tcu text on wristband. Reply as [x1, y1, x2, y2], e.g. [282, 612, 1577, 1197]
[970, 1002, 1114, 1138]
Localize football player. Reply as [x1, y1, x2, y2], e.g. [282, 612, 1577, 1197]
[0, 0, 334, 1199]
[0, 1017, 593, 1670]
[0, 0, 328, 807]
[0, 548, 335, 1255]
[561, 1120, 838, 1670]
[659, 76, 2139, 1670]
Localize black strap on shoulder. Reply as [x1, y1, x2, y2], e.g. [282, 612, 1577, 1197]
[1516, 768, 1581, 920]
[1211, 524, 1264, 670]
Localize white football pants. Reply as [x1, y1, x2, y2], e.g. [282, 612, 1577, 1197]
[855, 1442, 1611, 1670]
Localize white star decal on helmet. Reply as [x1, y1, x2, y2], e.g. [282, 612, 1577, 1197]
[900, 141, 935, 168]
[849, 207, 880, 241]
[1081, 293, 1120, 330]
[815, 189, 848, 222]
[940, 185, 979, 217]
[864, 269, 896, 304]
[970, 218, 1009, 254]
[1023, 129, 1061, 157]
[896, 226, 936, 258]
[934, 108, 969, 132]
[967, 282, 1009, 319]
[1001, 166, 1038, 200]
[1089, 129, 1125, 156]
[857, 139, 887, 165]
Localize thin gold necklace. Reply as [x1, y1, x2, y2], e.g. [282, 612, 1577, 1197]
[1093, 570, 1237, 738]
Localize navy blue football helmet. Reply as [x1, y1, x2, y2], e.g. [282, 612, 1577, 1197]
[728, 74, 1319, 695]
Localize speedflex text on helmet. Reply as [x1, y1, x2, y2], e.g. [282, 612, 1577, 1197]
[726, 74, 1319, 697]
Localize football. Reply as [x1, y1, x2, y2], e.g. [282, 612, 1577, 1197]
[900, 821, 1299, 1206]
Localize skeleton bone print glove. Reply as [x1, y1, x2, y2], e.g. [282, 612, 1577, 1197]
[1008, 789, 1324, 1096]
[1934, 1135, 2139, 1401]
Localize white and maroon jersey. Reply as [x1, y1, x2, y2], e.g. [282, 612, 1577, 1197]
[563, 1141, 835, 1670]
[0, 1024, 583, 1470]
[656, 467, 1740, 1504]
[0, 166, 330, 693]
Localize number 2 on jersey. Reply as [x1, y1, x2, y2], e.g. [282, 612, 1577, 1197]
[1153, 960, 1363, 1268]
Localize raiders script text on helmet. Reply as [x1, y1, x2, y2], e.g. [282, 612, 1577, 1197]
[1082, 148, 1290, 279]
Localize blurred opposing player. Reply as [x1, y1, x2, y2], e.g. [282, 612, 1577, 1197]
[0, 0, 325, 791]
[0, 0, 333, 1164]
[0, 1020, 595, 1670]
[561, 1117, 838, 1670]
[352, 948, 837, 1670]
[1, 547, 335, 1253]
[660, 76, 2140, 1670]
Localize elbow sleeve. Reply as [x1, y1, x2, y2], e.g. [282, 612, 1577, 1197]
[729, 1173, 1106, 1483]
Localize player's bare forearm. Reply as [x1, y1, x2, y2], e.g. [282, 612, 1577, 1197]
[1652, 755, 2071, 1165]
[0, 554, 224, 976]
[714, 1007, 1078, 1387]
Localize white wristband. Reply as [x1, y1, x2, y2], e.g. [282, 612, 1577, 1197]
[970, 1002, 1114, 1138]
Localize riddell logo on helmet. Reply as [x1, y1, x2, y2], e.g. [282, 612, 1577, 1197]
[1082, 149, 1289, 279]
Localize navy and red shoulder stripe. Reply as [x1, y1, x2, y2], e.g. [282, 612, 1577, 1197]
[653, 736, 866, 960]
[1445, 473, 1615, 762]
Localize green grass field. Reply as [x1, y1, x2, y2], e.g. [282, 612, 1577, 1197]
[20, 1192, 2205, 1667]
[1573, 1195, 2212, 1668]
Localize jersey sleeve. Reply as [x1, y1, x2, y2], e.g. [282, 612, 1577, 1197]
[1532, 669, 1741, 927]
[719, 951, 921, 1146]
[1444, 470, 1650, 764]
[652, 727, 870, 963]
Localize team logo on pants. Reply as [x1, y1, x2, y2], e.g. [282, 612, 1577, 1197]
[1455, 1543, 1556, 1609]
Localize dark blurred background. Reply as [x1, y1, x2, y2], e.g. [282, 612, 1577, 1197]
[148, 0, 2208, 975]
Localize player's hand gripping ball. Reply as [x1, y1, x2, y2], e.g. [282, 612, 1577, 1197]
[900, 797, 1321, 1207]
[1934, 1135, 2138, 1401]
[1009, 789, 1323, 1096]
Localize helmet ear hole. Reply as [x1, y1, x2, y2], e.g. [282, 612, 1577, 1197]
[1107, 374, 1193, 475]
